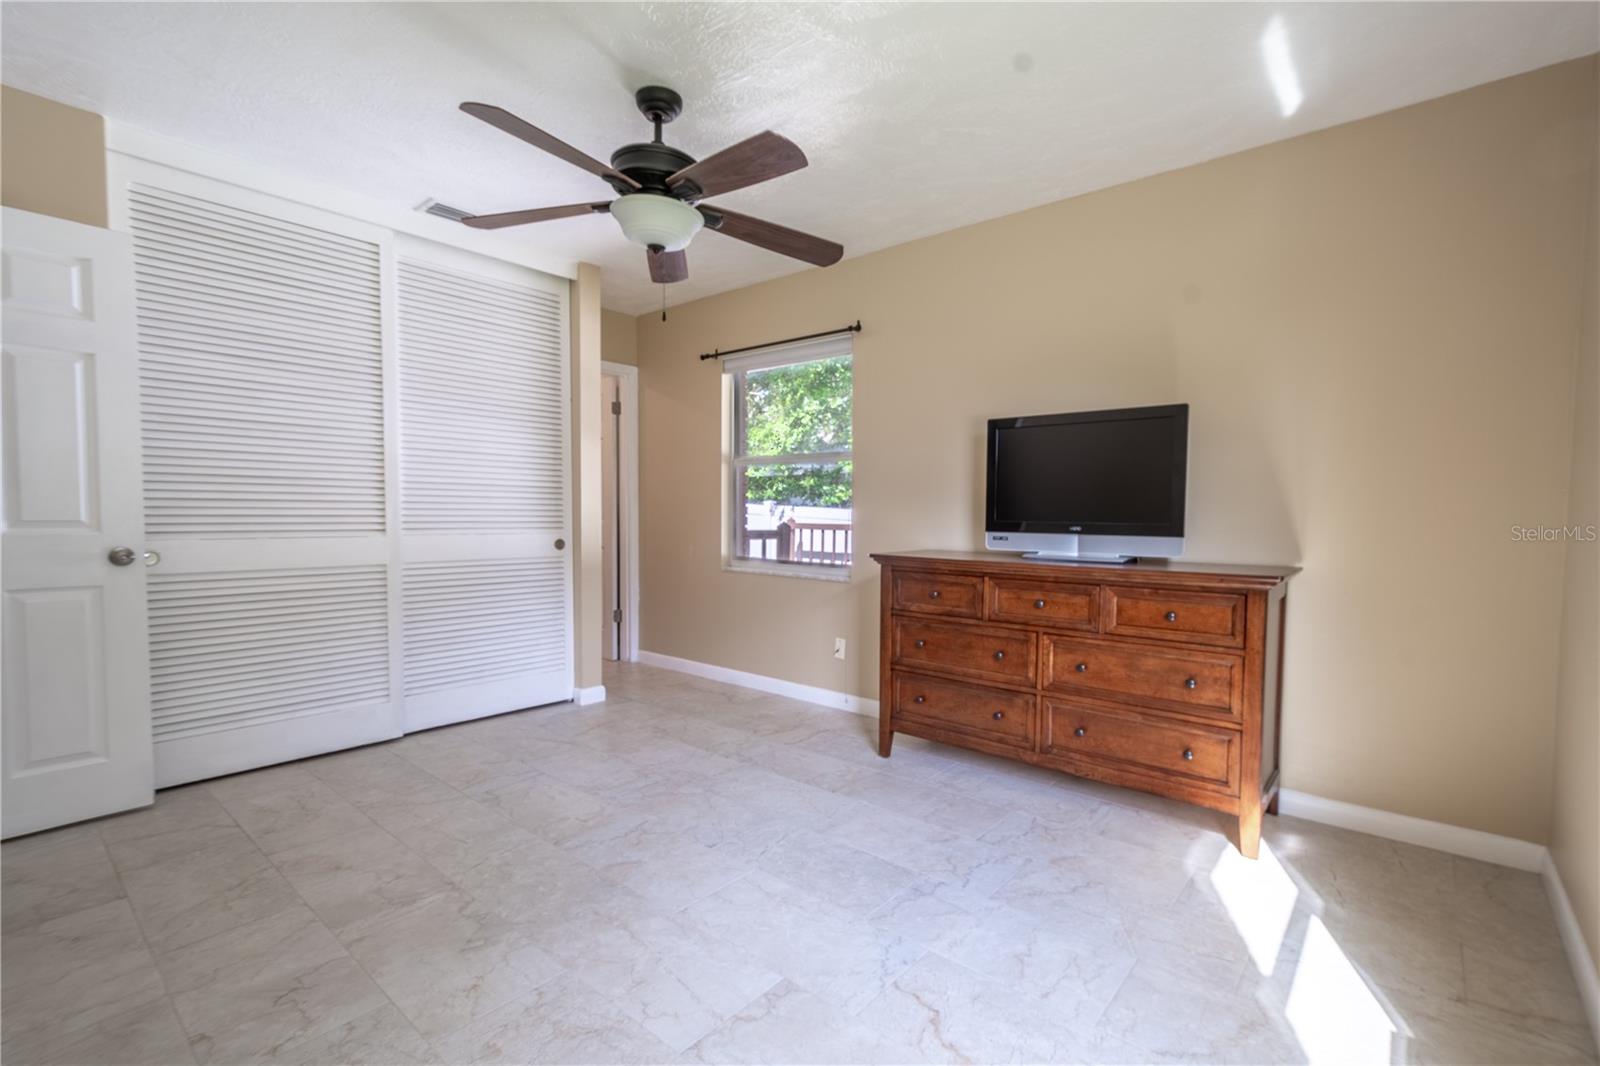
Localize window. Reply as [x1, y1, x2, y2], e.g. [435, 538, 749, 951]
[726, 337, 853, 574]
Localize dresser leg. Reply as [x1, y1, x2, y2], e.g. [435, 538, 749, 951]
[1267, 791, 1280, 816]
[1237, 808, 1262, 859]
[878, 723, 893, 758]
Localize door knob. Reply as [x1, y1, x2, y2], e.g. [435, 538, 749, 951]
[108, 547, 136, 566]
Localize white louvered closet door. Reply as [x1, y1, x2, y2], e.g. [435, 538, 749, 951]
[125, 176, 403, 786]
[396, 247, 572, 732]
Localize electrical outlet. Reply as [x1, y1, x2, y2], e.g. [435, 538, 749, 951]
[833, 637, 847, 661]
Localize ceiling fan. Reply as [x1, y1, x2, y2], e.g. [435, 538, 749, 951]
[457, 86, 843, 284]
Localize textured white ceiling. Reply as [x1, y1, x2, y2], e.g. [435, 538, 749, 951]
[3, 2, 1595, 313]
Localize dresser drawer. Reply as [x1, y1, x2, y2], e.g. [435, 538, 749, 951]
[1042, 635, 1239, 718]
[1042, 699, 1239, 792]
[986, 578, 1098, 631]
[1103, 586, 1245, 648]
[892, 617, 1037, 686]
[892, 571, 983, 618]
[893, 671, 1035, 749]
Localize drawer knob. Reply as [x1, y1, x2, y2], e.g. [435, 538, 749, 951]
[1034, 599, 1046, 609]
[993, 650, 1005, 662]
[1184, 677, 1198, 690]
[1183, 748, 1195, 761]
[1075, 662, 1088, 673]
[992, 711, 1004, 721]
[1074, 726, 1086, 737]
[930, 590, 941, 599]
[913, 695, 925, 704]
[915, 639, 926, 649]
[1165, 611, 1178, 622]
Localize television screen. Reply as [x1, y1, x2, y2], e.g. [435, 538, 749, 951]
[986, 404, 1188, 536]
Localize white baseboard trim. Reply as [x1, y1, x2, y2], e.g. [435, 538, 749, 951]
[573, 685, 607, 706]
[1542, 852, 1600, 1051]
[636, 650, 878, 717]
[1276, 789, 1545, 872]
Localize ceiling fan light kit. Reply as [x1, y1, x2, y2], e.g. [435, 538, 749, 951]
[610, 193, 703, 252]
[458, 85, 842, 283]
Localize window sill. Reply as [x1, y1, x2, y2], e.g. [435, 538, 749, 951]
[724, 560, 854, 583]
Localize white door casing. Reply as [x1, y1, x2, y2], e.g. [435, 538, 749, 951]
[601, 372, 620, 660]
[2, 207, 155, 837]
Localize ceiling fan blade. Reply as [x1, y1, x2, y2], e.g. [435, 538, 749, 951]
[460, 102, 640, 189]
[699, 204, 842, 267]
[648, 247, 688, 284]
[667, 131, 807, 199]
[461, 202, 611, 230]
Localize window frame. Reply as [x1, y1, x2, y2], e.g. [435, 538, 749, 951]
[723, 336, 854, 580]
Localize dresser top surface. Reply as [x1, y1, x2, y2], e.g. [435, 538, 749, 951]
[869, 549, 1298, 587]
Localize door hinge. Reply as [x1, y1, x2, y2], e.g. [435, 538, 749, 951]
[612, 608, 622, 623]
[611, 400, 622, 415]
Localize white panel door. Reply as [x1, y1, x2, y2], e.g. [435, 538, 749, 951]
[1, 207, 154, 837]
[121, 176, 403, 786]
[396, 248, 572, 731]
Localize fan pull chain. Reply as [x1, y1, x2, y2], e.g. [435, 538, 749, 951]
[661, 284, 667, 322]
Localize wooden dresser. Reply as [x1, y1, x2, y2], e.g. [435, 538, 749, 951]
[871, 550, 1296, 857]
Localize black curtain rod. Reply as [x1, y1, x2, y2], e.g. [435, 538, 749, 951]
[699, 321, 862, 361]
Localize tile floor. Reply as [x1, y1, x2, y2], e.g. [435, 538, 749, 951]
[2, 661, 1594, 1065]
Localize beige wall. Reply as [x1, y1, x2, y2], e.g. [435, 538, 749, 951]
[634, 56, 1598, 844]
[1550, 85, 1599, 970]
[1, 85, 107, 228]
[570, 263, 604, 690]
[602, 308, 638, 366]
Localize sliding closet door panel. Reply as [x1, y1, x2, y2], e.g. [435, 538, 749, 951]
[397, 253, 571, 731]
[125, 175, 402, 786]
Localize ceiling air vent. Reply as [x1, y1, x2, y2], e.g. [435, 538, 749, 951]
[417, 198, 472, 223]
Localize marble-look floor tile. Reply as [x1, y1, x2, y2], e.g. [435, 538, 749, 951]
[117, 827, 302, 954]
[935, 897, 1138, 1029]
[574, 823, 753, 912]
[216, 778, 377, 856]
[685, 871, 926, 1015]
[431, 976, 678, 1065]
[541, 904, 783, 1052]
[258, 1003, 438, 1066]
[1, 824, 125, 933]
[852, 952, 1090, 1063]
[303, 745, 460, 809]
[270, 825, 458, 940]
[343, 890, 563, 1039]
[830, 808, 1027, 898]
[1095, 957, 1303, 1064]
[684, 978, 915, 1065]
[1462, 939, 1590, 1026]
[158, 903, 388, 1064]
[751, 827, 919, 916]
[466, 768, 624, 845]
[5, 662, 1591, 1066]
[364, 793, 536, 882]
[96, 786, 237, 857]
[0, 899, 167, 1045]
[448, 837, 606, 925]
[0, 997, 196, 1066]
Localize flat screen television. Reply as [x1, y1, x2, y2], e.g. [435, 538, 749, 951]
[984, 403, 1188, 562]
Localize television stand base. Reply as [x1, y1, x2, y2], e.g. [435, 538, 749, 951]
[1021, 552, 1138, 565]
